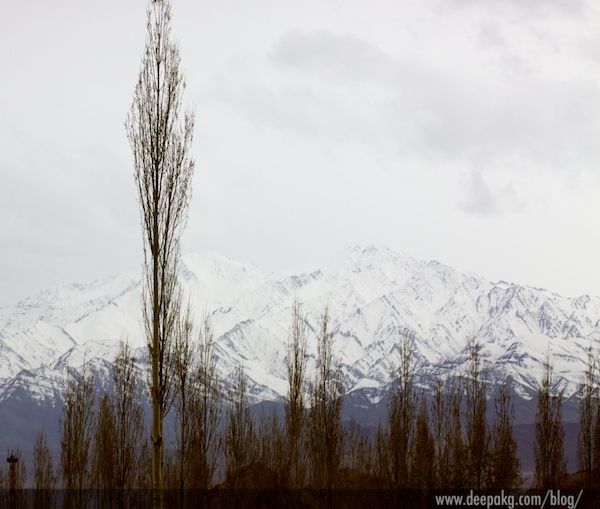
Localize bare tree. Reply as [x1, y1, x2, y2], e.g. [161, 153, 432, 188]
[126, 0, 195, 502]
[464, 339, 489, 488]
[534, 354, 566, 489]
[162, 448, 179, 490]
[344, 419, 373, 475]
[431, 378, 450, 488]
[448, 377, 465, 488]
[411, 395, 435, 489]
[33, 432, 56, 509]
[285, 298, 307, 487]
[374, 423, 390, 482]
[490, 379, 520, 488]
[388, 333, 416, 488]
[224, 365, 256, 484]
[33, 431, 56, 491]
[137, 439, 153, 490]
[308, 307, 343, 489]
[257, 410, 285, 482]
[60, 366, 95, 491]
[92, 393, 116, 492]
[578, 346, 596, 488]
[172, 302, 195, 490]
[189, 313, 221, 489]
[113, 342, 146, 494]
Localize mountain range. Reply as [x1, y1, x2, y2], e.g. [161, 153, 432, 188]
[0, 245, 596, 470]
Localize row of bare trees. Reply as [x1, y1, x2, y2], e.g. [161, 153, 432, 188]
[0, 316, 570, 495]
[168, 308, 221, 491]
[366, 338, 522, 490]
[47, 342, 150, 508]
[214, 306, 520, 490]
[8, 298, 600, 494]
[53, 316, 220, 496]
[36, 300, 339, 493]
[213, 301, 344, 490]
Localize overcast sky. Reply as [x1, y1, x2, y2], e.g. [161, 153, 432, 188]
[1, 0, 600, 305]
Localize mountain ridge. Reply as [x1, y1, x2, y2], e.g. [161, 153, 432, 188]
[0, 245, 598, 412]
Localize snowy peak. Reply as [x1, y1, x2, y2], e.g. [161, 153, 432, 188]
[180, 252, 267, 309]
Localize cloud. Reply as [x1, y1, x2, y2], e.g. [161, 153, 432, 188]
[220, 28, 600, 179]
[0, 127, 139, 302]
[459, 170, 498, 216]
[459, 169, 525, 216]
[475, 22, 534, 76]
[271, 29, 390, 82]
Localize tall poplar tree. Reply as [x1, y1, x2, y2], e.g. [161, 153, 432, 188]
[534, 355, 566, 489]
[578, 347, 596, 488]
[126, 0, 195, 504]
[388, 333, 415, 488]
[189, 313, 221, 489]
[490, 379, 520, 488]
[285, 299, 307, 486]
[465, 339, 488, 488]
[308, 307, 343, 489]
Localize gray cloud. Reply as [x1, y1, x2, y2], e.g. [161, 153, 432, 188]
[460, 170, 499, 216]
[459, 170, 525, 216]
[225, 28, 600, 177]
[0, 127, 140, 301]
[271, 30, 390, 81]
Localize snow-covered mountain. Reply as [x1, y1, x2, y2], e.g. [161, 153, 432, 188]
[1, 245, 598, 416]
